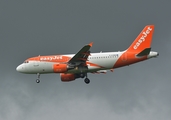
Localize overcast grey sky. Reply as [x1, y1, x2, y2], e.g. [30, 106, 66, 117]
[0, 0, 171, 120]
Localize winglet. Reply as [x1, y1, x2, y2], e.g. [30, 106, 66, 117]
[89, 42, 93, 47]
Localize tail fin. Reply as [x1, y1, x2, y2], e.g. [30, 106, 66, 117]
[127, 25, 154, 52]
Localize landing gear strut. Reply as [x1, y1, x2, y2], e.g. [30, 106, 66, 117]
[36, 73, 40, 83]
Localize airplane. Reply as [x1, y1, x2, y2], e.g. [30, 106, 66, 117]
[16, 25, 159, 84]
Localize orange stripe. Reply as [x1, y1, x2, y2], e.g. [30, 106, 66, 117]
[113, 52, 147, 68]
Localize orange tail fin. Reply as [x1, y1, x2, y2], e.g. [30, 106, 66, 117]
[127, 25, 154, 52]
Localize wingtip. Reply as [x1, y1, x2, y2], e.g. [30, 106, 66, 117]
[89, 42, 93, 47]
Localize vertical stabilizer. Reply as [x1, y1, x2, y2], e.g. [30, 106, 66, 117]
[127, 25, 154, 52]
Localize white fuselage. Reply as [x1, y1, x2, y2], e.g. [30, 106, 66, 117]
[16, 51, 158, 74]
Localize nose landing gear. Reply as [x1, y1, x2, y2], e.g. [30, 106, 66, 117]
[36, 79, 40, 83]
[36, 73, 40, 83]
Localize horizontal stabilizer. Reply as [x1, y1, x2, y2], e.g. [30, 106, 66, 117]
[136, 48, 151, 57]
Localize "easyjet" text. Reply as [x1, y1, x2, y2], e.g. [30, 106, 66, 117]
[133, 27, 152, 50]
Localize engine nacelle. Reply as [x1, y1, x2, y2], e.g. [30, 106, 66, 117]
[53, 64, 68, 73]
[60, 73, 75, 82]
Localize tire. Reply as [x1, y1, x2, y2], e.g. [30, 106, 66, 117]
[84, 78, 90, 84]
[36, 79, 40, 83]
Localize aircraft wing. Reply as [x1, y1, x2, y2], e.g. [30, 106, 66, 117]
[68, 42, 93, 64]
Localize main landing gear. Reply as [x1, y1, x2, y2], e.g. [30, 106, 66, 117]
[84, 73, 90, 84]
[36, 73, 40, 83]
[84, 78, 90, 84]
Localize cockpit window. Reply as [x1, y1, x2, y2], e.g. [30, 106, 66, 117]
[24, 61, 29, 63]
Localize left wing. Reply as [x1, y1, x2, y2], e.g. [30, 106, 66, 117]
[68, 42, 93, 64]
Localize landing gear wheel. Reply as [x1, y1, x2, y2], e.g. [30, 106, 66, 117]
[36, 79, 40, 83]
[36, 73, 40, 83]
[80, 73, 85, 78]
[84, 78, 90, 84]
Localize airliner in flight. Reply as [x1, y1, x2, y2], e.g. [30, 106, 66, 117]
[16, 25, 158, 84]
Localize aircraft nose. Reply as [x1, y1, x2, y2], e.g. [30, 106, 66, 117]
[16, 64, 25, 72]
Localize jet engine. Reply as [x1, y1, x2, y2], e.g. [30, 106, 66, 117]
[60, 73, 86, 82]
[60, 73, 76, 82]
[53, 64, 68, 73]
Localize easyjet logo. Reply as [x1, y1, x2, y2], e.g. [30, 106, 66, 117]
[133, 27, 152, 49]
[40, 56, 63, 61]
